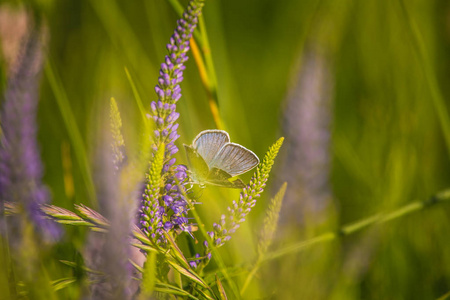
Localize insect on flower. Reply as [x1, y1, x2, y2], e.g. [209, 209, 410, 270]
[184, 130, 259, 189]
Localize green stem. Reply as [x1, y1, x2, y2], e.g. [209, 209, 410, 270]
[263, 188, 450, 262]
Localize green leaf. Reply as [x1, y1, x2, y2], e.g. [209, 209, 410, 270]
[193, 285, 217, 300]
[41, 205, 93, 227]
[154, 287, 199, 299]
[41, 204, 84, 221]
[163, 231, 190, 268]
[124, 67, 147, 123]
[132, 226, 153, 245]
[129, 259, 144, 274]
[166, 260, 209, 290]
[59, 260, 103, 275]
[44, 62, 97, 206]
[131, 243, 157, 254]
[51, 277, 77, 292]
[75, 204, 109, 227]
[216, 274, 228, 300]
[4, 201, 19, 215]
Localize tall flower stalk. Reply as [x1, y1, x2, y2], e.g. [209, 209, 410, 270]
[139, 0, 205, 243]
[278, 44, 333, 225]
[83, 99, 137, 299]
[0, 27, 60, 243]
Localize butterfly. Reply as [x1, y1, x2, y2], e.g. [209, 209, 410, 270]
[184, 130, 260, 189]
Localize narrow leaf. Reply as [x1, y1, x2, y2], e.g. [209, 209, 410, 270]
[163, 231, 190, 268]
[4, 201, 19, 215]
[51, 277, 77, 291]
[216, 274, 228, 300]
[167, 260, 209, 290]
[193, 285, 217, 300]
[41, 204, 84, 221]
[75, 204, 109, 227]
[129, 259, 144, 274]
[59, 260, 103, 275]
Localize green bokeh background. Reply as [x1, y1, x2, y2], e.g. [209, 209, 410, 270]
[1, 0, 450, 299]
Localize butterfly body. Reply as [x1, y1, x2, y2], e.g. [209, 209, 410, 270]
[184, 130, 259, 189]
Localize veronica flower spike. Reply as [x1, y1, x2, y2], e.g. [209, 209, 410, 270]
[139, 0, 206, 243]
[0, 28, 60, 243]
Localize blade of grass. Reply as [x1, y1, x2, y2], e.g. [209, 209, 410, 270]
[167, 0, 223, 129]
[51, 277, 77, 292]
[44, 62, 97, 206]
[198, 15, 222, 129]
[398, 0, 450, 158]
[88, 0, 154, 72]
[154, 287, 200, 300]
[198, 14, 219, 107]
[166, 259, 210, 291]
[437, 290, 450, 300]
[190, 37, 223, 129]
[216, 274, 228, 300]
[163, 232, 190, 269]
[124, 67, 148, 123]
[193, 285, 217, 300]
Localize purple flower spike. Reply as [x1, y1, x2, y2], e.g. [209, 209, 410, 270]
[0, 28, 61, 243]
[139, 0, 206, 243]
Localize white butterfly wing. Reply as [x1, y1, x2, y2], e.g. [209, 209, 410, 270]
[210, 143, 259, 177]
[193, 130, 230, 165]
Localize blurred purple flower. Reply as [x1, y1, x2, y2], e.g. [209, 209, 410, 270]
[140, 0, 205, 242]
[84, 122, 137, 300]
[0, 28, 60, 243]
[277, 43, 333, 225]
